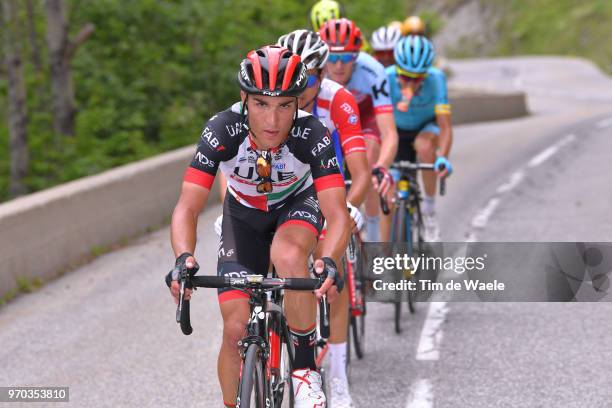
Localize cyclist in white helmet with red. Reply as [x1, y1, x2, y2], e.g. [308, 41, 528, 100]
[370, 24, 402, 68]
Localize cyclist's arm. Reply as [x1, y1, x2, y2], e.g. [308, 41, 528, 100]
[317, 186, 350, 263]
[344, 152, 369, 206]
[436, 113, 452, 158]
[434, 70, 453, 158]
[374, 112, 399, 168]
[302, 120, 350, 264]
[369, 61, 398, 168]
[329, 87, 370, 207]
[170, 113, 231, 257]
[171, 182, 210, 257]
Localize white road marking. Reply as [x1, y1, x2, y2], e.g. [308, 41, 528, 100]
[406, 379, 434, 408]
[409, 130, 581, 407]
[416, 302, 449, 361]
[528, 134, 576, 168]
[471, 198, 501, 229]
[595, 117, 612, 129]
[527, 145, 559, 168]
[496, 170, 525, 194]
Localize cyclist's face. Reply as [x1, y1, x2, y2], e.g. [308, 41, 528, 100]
[398, 75, 425, 93]
[325, 58, 355, 86]
[374, 50, 395, 67]
[243, 92, 297, 149]
[298, 69, 321, 112]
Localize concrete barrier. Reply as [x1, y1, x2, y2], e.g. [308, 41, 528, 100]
[0, 88, 527, 299]
[450, 87, 529, 124]
[0, 146, 221, 298]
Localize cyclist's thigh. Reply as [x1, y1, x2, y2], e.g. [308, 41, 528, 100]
[396, 128, 419, 163]
[414, 122, 440, 150]
[271, 187, 322, 277]
[217, 193, 274, 303]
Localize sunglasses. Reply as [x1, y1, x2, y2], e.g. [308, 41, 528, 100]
[398, 74, 425, 84]
[306, 74, 319, 89]
[327, 53, 358, 64]
[396, 66, 427, 80]
[256, 150, 272, 193]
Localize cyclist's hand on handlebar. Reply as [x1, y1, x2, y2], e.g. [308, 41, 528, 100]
[168, 253, 199, 305]
[372, 166, 394, 195]
[313, 257, 342, 303]
[434, 156, 453, 178]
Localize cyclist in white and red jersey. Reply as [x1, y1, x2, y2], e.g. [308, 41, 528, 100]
[278, 29, 370, 408]
[319, 18, 399, 243]
[168, 45, 350, 408]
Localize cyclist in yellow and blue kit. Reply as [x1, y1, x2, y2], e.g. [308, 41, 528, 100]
[386, 35, 453, 242]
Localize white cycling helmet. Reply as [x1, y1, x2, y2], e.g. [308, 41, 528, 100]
[370, 25, 401, 51]
[277, 29, 330, 70]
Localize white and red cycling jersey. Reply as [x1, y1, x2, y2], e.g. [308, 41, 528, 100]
[344, 52, 394, 143]
[313, 78, 366, 177]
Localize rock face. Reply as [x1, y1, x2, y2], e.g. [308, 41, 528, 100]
[416, 0, 502, 57]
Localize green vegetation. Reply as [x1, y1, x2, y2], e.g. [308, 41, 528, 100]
[0, 0, 407, 202]
[493, 0, 612, 73]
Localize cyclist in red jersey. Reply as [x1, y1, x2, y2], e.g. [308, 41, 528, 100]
[319, 18, 399, 243]
[168, 46, 349, 408]
[278, 29, 369, 408]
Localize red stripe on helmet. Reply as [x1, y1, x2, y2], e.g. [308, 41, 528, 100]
[328, 19, 337, 44]
[282, 54, 301, 91]
[247, 50, 263, 89]
[339, 19, 348, 44]
[266, 46, 282, 92]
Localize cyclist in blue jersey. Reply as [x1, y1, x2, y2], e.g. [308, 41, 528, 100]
[386, 35, 453, 241]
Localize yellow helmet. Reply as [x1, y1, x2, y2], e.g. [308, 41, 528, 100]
[310, 0, 345, 31]
[402, 15, 426, 35]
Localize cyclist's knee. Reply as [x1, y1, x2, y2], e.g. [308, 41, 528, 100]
[414, 132, 436, 158]
[220, 300, 249, 349]
[271, 242, 309, 277]
[222, 317, 247, 349]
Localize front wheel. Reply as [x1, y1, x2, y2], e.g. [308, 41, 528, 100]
[237, 344, 267, 408]
[271, 319, 294, 408]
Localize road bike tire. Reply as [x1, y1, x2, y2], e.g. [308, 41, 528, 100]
[347, 257, 366, 359]
[237, 344, 266, 408]
[393, 200, 407, 334]
[406, 204, 417, 315]
[408, 199, 425, 313]
[272, 317, 295, 408]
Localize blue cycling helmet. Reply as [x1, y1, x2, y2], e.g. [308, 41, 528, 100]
[394, 35, 435, 74]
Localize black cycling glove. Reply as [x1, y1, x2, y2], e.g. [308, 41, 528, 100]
[165, 252, 200, 288]
[317, 257, 344, 293]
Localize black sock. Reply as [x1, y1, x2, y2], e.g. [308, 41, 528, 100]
[289, 325, 317, 371]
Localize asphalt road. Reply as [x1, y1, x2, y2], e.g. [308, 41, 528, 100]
[1, 57, 612, 407]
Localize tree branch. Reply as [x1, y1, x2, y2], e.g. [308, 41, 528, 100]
[64, 22, 95, 61]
